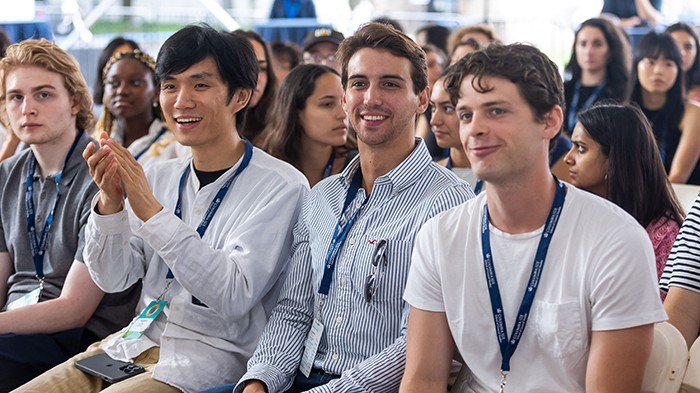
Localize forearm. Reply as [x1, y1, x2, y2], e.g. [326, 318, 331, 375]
[140, 185, 303, 320]
[665, 286, 700, 348]
[308, 335, 407, 393]
[0, 291, 103, 335]
[634, 0, 662, 24]
[83, 199, 145, 293]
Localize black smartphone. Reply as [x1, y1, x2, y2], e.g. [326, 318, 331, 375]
[75, 353, 146, 383]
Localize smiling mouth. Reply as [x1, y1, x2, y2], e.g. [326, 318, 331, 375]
[362, 115, 387, 121]
[175, 117, 202, 124]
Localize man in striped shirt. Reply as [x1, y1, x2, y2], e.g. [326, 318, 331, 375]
[220, 22, 474, 393]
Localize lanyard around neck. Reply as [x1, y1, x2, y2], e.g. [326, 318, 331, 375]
[322, 149, 336, 179]
[168, 140, 253, 279]
[481, 180, 565, 375]
[133, 127, 168, 161]
[567, 79, 606, 131]
[25, 131, 83, 279]
[318, 168, 369, 296]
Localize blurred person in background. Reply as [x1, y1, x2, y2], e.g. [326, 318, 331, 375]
[629, 31, 700, 185]
[238, 30, 277, 144]
[563, 18, 631, 135]
[666, 22, 700, 102]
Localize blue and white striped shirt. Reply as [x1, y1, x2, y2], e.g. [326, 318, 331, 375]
[661, 193, 700, 293]
[236, 140, 474, 393]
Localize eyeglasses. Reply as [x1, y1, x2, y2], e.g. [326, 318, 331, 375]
[364, 239, 388, 303]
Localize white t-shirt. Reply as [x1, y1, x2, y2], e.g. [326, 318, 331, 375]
[404, 184, 667, 393]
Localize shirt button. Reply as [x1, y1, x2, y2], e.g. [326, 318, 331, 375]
[332, 353, 339, 361]
[335, 316, 342, 324]
[355, 200, 362, 208]
[340, 277, 347, 286]
[40, 191, 47, 199]
[348, 238, 355, 245]
[392, 192, 398, 198]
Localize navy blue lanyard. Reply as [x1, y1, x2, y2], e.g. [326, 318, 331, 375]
[322, 150, 335, 179]
[25, 131, 83, 279]
[567, 79, 606, 131]
[447, 156, 483, 194]
[318, 168, 369, 295]
[481, 180, 565, 374]
[133, 127, 167, 161]
[168, 140, 253, 279]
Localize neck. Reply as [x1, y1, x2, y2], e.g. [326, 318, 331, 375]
[580, 69, 606, 86]
[191, 131, 245, 172]
[119, 114, 154, 148]
[358, 135, 415, 194]
[299, 138, 334, 187]
[485, 166, 557, 234]
[641, 90, 667, 110]
[31, 129, 79, 180]
[448, 147, 471, 168]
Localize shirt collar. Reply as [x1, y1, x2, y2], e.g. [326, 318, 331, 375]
[338, 137, 432, 194]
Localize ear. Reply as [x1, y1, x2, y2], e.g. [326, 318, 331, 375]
[416, 86, 430, 115]
[543, 105, 563, 140]
[70, 95, 80, 117]
[230, 88, 252, 113]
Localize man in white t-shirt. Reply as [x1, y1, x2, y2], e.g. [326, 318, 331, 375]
[400, 43, 667, 393]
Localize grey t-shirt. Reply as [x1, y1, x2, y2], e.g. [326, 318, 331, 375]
[0, 131, 138, 339]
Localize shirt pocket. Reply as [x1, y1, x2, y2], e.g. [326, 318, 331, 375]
[532, 300, 586, 359]
[351, 239, 414, 303]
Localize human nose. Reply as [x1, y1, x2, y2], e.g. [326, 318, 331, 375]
[364, 84, 382, 106]
[21, 97, 37, 116]
[173, 88, 194, 109]
[564, 147, 575, 166]
[335, 104, 347, 120]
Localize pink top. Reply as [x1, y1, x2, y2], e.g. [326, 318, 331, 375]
[646, 215, 681, 300]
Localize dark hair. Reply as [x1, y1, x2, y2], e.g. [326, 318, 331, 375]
[370, 17, 404, 32]
[338, 22, 428, 95]
[422, 43, 448, 68]
[93, 37, 140, 105]
[271, 40, 301, 71]
[0, 28, 11, 58]
[578, 101, 684, 226]
[444, 43, 564, 148]
[564, 18, 630, 101]
[417, 24, 451, 54]
[258, 64, 355, 169]
[629, 31, 685, 134]
[156, 24, 258, 129]
[666, 22, 700, 92]
[236, 30, 278, 141]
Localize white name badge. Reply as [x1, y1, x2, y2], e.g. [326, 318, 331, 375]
[299, 318, 325, 378]
[5, 287, 41, 311]
[122, 300, 167, 340]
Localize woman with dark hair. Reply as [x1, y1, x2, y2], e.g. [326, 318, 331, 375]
[565, 101, 684, 284]
[95, 49, 185, 167]
[236, 30, 277, 144]
[666, 22, 700, 102]
[563, 18, 630, 135]
[629, 31, 700, 184]
[92, 37, 140, 107]
[257, 64, 356, 187]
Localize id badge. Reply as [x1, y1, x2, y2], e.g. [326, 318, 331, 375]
[299, 318, 324, 378]
[5, 287, 41, 311]
[122, 300, 167, 340]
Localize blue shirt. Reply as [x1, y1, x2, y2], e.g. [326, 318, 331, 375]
[237, 139, 474, 393]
